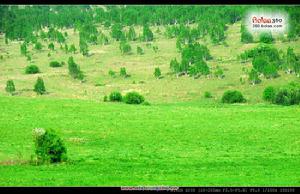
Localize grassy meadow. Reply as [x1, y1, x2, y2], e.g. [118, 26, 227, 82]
[0, 17, 300, 186]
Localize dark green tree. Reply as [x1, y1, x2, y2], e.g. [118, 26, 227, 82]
[5, 80, 16, 95]
[34, 77, 46, 95]
[154, 67, 161, 79]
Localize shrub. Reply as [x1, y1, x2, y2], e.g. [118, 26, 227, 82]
[154, 67, 161, 78]
[123, 91, 145, 104]
[25, 65, 40, 74]
[248, 68, 261, 85]
[103, 95, 108, 102]
[26, 55, 32, 61]
[120, 67, 128, 77]
[119, 41, 132, 54]
[109, 91, 122, 102]
[259, 32, 274, 43]
[273, 83, 300, 106]
[68, 57, 84, 80]
[34, 77, 46, 95]
[108, 70, 116, 78]
[32, 128, 67, 164]
[204, 91, 212, 98]
[5, 80, 16, 95]
[137, 46, 144, 55]
[263, 86, 276, 102]
[48, 43, 55, 51]
[49, 61, 62, 67]
[221, 90, 246, 104]
[34, 42, 43, 50]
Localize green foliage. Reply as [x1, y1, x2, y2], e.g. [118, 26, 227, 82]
[123, 91, 145, 104]
[170, 58, 180, 74]
[32, 128, 67, 164]
[34, 42, 43, 50]
[34, 77, 46, 95]
[204, 91, 212, 98]
[221, 90, 246, 104]
[5, 80, 16, 94]
[108, 70, 116, 78]
[259, 32, 274, 44]
[188, 60, 210, 78]
[69, 44, 77, 54]
[264, 83, 300, 106]
[241, 44, 281, 79]
[142, 24, 154, 42]
[214, 66, 225, 79]
[111, 23, 124, 41]
[154, 67, 161, 78]
[49, 61, 63, 68]
[25, 65, 40, 74]
[103, 95, 108, 102]
[137, 46, 144, 55]
[120, 67, 128, 77]
[79, 38, 89, 56]
[153, 45, 158, 53]
[68, 57, 84, 80]
[48, 43, 55, 51]
[20, 42, 27, 56]
[119, 41, 132, 54]
[240, 24, 253, 43]
[127, 26, 136, 41]
[109, 91, 122, 102]
[263, 86, 276, 102]
[283, 47, 300, 75]
[248, 68, 261, 85]
[174, 43, 212, 76]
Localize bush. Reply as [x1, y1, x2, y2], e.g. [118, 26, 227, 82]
[108, 70, 116, 78]
[120, 67, 128, 77]
[103, 95, 108, 102]
[204, 91, 212, 98]
[34, 42, 43, 50]
[32, 128, 67, 164]
[221, 90, 246, 104]
[259, 32, 274, 44]
[263, 86, 276, 102]
[109, 91, 122, 102]
[34, 77, 46, 95]
[48, 43, 55, 51]
[123, 91, 145, 104]
[273, 83, 300, 106]
[49, 61, 62, 67]
[154, 67, 161, 78]
[68, 57, 84, 80]
[25, 65, 40, 74]
[5, 80, 16, 95]
[137, 46, 144, 55]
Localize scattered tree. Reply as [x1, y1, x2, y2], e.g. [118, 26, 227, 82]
[5, 80, 16, 95]
[34, 77, 46, 95]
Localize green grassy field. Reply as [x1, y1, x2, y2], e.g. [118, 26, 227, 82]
[0, 96, 299, 186]
[0, 17, 300, 186]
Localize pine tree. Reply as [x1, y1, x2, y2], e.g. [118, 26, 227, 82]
[48, 43, 55, 51]
[68, 57, 84, 80]
[5, 80, 16, 95]
[20, 42, 27, 56]
[127, 26, 136, 41]
[248, 68, 261, 85]
[154, 67, 161, 79]
[34, 77, 46, 95]
[143, 24, 154, 42]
